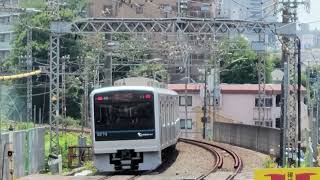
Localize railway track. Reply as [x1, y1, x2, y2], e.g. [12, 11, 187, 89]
[179, 138, 243, 180]
[59, 127, 243, 179]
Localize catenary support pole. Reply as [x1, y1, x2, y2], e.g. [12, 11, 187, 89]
[297, 37, 301, 167]
[203, 67, 207, 139]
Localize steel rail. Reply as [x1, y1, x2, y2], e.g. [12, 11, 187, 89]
[179, 138, 223, 180]
[179, 138, 243, 180]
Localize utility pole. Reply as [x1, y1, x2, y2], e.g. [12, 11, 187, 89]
[212, 47, 221, 136]
[61, 56, 66, 118]
[297, 37, 302, 167]
[0, 80, 2, 179]
[26, 29, 33, 124]
[314, 64, 320, 158]
[83, 57, 89, 133]
[94, 49, 101, 89]
[253, 31, 266, 127]
[202, 67, 207, 139]
[279, 0, 310, 167]
[104, 34, 113, 87]
[48, 0, 64, 174]
[184, 53, 189, 138]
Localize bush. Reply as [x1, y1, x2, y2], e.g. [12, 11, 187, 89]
[57, 116, 80, 132]
[263, 156, 278, 168]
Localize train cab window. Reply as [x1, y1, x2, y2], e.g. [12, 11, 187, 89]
[180, 119, 192, 129]
[94, 91, 155, 141]
[179, 96, 192, 106]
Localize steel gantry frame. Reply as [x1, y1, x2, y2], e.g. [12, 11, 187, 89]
[49, 34, 61, 156]
[48, 0, 64, 160]
[278, 0, 310, 167]
[48, 17, 292, 154]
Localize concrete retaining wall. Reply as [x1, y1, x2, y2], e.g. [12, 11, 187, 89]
[213, 122, 280, 156]
[0, 127, 45, 179]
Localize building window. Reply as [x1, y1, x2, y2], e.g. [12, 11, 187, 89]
[0, 34, 5, 42]
[180, 119, 192, 129]
[136, 5, 144, 14]
[0, 51, 9, 62]
[276, 118, 280, 128]
[255, 97, 273, 107]
[254, 121, 263, 126]
[265, 121, 273, 127]
[0, 16, 10, 24]
[255, 120, 272, 127]
[179, 96, 192, 106]
[276, 95, 281, 107]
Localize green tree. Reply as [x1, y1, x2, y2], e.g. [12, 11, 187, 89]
[2, 0, 88, 122]
[128, 63, 168, 81]
[214, 36, 273, 84]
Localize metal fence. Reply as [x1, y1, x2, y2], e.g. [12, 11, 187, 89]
[213, 122, 281, 156]
[0, 127, 45, 180]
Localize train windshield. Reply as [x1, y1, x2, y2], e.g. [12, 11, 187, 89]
[94, 91, 155, 141]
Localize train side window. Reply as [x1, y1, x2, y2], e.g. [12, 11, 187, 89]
[166, 101, 170, 125]
[161, 102, 165, 126]
[171, 103, 173, 124]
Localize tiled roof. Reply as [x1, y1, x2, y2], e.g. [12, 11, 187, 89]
[168, 83, 307, 95]
[167, 83, 204, 92]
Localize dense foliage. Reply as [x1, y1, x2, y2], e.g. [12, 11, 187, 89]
[215, 36, 274, 84]
[2, 0, 87, 122]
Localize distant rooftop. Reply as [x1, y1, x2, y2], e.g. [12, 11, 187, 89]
[168, 83, 307, 95]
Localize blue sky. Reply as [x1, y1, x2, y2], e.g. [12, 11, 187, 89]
[298, 0, 320, 30]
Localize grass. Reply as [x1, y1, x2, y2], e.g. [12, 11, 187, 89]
[44, 131, 92, 171]
[83, 161, 97, 175]
[0, 121, 35, 132]
[263, 156, 278, 168]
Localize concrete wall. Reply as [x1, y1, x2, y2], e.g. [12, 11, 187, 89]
[0, 127, 45, 180]
[213, 122, 280, 156]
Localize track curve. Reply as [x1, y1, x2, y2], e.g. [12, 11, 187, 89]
[179, 138, 243, 180]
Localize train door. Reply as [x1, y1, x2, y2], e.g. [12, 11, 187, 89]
[165, 97, 170, 145]
[172, 99, 176, 141]
[170, 99, 174, 143]
[175, 96, 179, 138]
[160, 98, 165, 148]
[168, 98, 172, 144]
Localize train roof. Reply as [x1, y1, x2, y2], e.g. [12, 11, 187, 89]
[90, 86, 178, 96]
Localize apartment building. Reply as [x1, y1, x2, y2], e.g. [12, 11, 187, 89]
[0, 0, 21, 63]
[88, 0, 218, 18]
[220, 0, 277, 22]
[168, 83, 308, 138]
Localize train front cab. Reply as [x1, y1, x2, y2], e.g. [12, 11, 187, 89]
[91, 88, 162, 172]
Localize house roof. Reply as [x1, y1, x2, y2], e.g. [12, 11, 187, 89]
[168, 83, 204, 93]
[168, 83, 307, 95]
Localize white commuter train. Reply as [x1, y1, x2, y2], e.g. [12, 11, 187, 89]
[90, 86, 180, 172]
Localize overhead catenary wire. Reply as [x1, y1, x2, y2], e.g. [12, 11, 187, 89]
[0, 70, 42, 81]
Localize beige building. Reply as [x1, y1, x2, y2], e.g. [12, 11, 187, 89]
[168, 83, 309, 139]
[88, 0, 218, 18]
